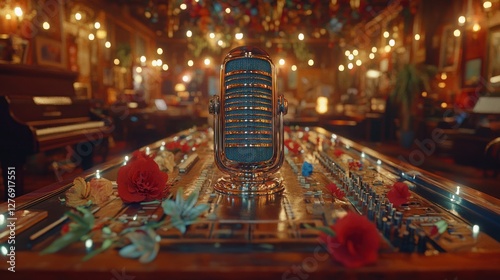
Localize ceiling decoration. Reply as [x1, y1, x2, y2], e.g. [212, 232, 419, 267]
[107, 0, 413, 62]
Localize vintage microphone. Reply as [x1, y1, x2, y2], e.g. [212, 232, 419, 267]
[209, 46, 288, 195]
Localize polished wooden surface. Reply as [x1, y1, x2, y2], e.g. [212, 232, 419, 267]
[2, 127, 500, 279]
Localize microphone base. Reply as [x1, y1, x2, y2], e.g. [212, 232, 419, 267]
[214, 174, 284, 196]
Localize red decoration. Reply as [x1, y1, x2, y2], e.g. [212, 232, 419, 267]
[117, 151, 169, 203]
[386, 182, 410, 207]
[333, 148, 344, 158]
[326, 183, 345, 200]
[320, 212, 380, 268]
[284, 139, 300, 154]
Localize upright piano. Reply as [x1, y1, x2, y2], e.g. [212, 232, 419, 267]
[0, 63, 112, 199]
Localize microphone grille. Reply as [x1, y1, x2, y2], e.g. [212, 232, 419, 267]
[223, 52, 273, 164]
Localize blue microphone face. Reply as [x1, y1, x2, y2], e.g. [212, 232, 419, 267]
[223, 56, 273, 163]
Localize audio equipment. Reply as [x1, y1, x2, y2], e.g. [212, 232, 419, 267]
[209, 46, 288, 195]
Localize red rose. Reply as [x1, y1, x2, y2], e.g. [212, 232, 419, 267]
[117, 151, 169, 203]
[326, 183, 345, 200]
[320, 212, 380, 268]
[386, 182, 410, 207]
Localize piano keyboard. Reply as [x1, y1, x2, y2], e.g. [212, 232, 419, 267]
[36, 121, 106, 136]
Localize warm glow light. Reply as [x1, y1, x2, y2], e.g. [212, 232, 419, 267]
[209, 32, 215, 39]
[414, 34, 420, 40]
[356, 59, 362, 66]
[383, 31, 389, 38]
[291, 65, 297, 71]
[135, 66, 142, 73]
[225, 7, 231, 14]
[472, 23, 481, 32]
[134, 75, 143, 84]
[42, 22, 50, 30]
[94, 22, 101, 29]
[75, 12, 82, 21]
[217, 40, 224, 46]
[182, 75, 190, 82]
[345, 50, 350, 56]
[389, 39, 395, 47]
[105, 41, 111, 48]
[140, 56, 146, 63]
[186, 30, 192, 37]
[490, 75, 500, 84]
[308, 59, 314, 66]
[113, 58, 120, 65]
[204, 58, 211, 66]
[156, 59, 162, 66]
[316, 97, 328, 114]
[180, 3, 187, 10]
[352, 49, 359, 56]
[440, 102, 447, 108]
[458, 16, 466, 26]
[348, 54, 354, 60]
[5, 14, 12, 20]
[14, 7, 23, 17]
[175, 83, 186, 91]
[88, 33, 95, 40]
[483, 1, 492, 9]
[422, 91, 428, 97]
[298, 33, 305, 40]
[279, 58, 285, 66]
[441, 73, 447, 80]
[152, 60, 157, 67]
[366, 69, 381, 78]
[157, 47, 163, 55]
[347, 63, 353, 69]
[338, 65, 345, 71]
[187, 60, 194, 67]
[369, 53, 375, 59]
[438, 82, 446, 88]
[371, 46, 377, 53]
[162, 64, 169, 71]
[453, 29, 461, 37]
[384, 45, 391, 53]
[235, 33, 244, 40]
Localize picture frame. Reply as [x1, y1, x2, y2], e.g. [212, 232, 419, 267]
[35, 36, 66, 68]
[439, 25, 461, 71]
[487, 27, 500, 92]
[0, 34, 13, 62]
[464, 58, 482, 87]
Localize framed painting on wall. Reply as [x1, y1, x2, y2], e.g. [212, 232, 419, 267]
[439, 25, 461, 71]
[464, 58, 482, 87]
[488, 27, 500, 92]
[35, 36, 66, 68]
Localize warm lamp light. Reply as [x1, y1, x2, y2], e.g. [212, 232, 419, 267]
[316, 97, 328, 114]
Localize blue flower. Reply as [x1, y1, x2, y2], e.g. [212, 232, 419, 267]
[119, 226, 160, 263]
[302, 161, 313, 176]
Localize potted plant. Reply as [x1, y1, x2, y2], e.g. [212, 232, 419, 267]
[389, 63, 437, 148]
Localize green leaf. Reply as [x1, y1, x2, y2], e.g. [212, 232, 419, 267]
[175, 188, 185, 209]
[185, 204, 209, 220]
[40, 228, 89, 254]
[66, 212, 90, 228]
[162, 199, 178, 216]
[184, 191, 199, 213]
[304, 224, 336, 237]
